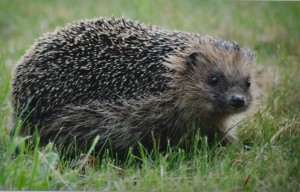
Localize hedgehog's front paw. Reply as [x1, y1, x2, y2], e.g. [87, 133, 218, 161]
[222, 133, 238, 146]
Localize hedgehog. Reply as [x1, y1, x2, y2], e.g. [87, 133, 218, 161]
[11, 17, 255, 159]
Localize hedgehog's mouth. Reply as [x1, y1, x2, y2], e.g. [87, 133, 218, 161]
[227, 105, 249, 113]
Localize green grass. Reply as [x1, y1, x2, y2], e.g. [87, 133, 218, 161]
[0, 0, 299, 191]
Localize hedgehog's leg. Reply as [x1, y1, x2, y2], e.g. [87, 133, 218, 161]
[200, 119, 238, 146]
[217, 125, 239, 146]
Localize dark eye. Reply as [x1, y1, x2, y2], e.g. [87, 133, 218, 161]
[246, 80, 251, 88]
[209, 75, 219, 86]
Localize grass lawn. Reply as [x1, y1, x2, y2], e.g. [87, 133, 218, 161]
[0, 0, 299, 191]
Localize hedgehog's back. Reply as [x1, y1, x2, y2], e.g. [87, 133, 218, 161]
[12, 18, 192, 129]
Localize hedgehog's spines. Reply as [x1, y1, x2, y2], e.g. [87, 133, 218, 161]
[11, 17, 255, 159]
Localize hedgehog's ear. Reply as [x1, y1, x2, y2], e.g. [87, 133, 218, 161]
[187, 52, 208, 69]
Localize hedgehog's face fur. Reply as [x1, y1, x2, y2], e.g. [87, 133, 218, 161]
[177, 41, 256, 118]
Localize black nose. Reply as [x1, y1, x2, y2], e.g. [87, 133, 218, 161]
[230, 95, 245, 108]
